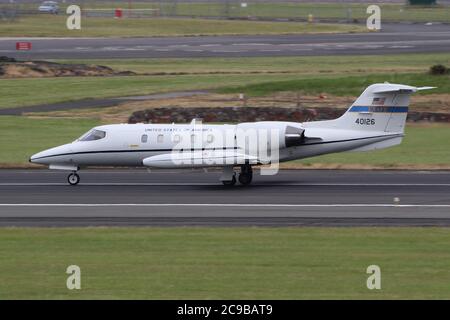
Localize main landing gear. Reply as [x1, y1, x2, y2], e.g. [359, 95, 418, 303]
[238, 164, 253, 186]
[221, 165, 253, 187]
[67, 172, 80, 186]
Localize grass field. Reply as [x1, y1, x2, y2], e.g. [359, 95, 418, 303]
[61, 53, 450, 75]
[217, 73, 450, 97]
[295, 124, 450, 168]
[0, 16, 364, 37]
[2, 53, 449, 108]
[0, 116, 99, 165]
[0, 72, 447, 109]
[0, 227, 449, 299]
[0, 73, 305, 108]
[0, 116, 449, 168]
[0, 54, 449, 167]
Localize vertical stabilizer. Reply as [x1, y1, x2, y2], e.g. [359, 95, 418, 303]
[330, 83, 434, 133]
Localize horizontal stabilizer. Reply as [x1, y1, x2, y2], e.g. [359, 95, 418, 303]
[373, 84, 436, 94]
[416, 86, 437, 91]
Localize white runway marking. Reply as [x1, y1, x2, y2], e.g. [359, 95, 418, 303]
[279, 44, 303, 46]
[231, 43, 270, 46]
[0, 203, 449, 207]
[1, 183, 450, 187]
[211, 50, 245, 53]
[389, 45, 414, 48]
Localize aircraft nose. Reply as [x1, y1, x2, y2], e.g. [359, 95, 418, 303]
[29, 144, 72, 165]
[29, 150, 48, 164]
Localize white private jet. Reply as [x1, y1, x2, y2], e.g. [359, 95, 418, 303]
[30, 83, 433, 186]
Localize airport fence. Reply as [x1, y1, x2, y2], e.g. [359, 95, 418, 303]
[78, 1, 450, 23]
[1, 1, 449, 23]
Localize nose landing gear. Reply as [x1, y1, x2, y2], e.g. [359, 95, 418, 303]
[67, 172, 80, 186]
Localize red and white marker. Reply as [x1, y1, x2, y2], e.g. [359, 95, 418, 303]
[16, 42, 32, 51]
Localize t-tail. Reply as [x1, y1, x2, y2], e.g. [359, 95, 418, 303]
[331, 83, 435, 133]
[303, 83, 435, 153]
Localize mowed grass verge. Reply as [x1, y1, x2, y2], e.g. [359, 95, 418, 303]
[2, 53, 448, 108]
[293, 124, 450, 168]
[0, 227, 449, 299]
[60, 53, 450, 74]
[0, 16, 364, 38]
[217, 73, 450, 97]
[0, 116, 99, 165]
[0, 73, 304, 108]
[0, 116, 449, 168]
[1, 72, 448, 109]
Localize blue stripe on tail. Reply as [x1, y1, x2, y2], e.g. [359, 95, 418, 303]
[349, 106, 409, 113]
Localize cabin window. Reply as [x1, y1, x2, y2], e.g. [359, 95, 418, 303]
[79, 129, 106, 142]
[172, 134, 181, 143]
[141, 134, 148, 143]
[157, 134, 164, 143]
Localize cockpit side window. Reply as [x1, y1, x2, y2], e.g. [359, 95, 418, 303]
[79, 129, 106, 142]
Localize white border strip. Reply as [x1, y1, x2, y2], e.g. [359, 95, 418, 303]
[0, 203, 449, 208]
[1, 183, 450, 187]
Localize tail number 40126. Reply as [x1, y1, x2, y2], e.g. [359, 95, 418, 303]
[356, 118, 375, 125]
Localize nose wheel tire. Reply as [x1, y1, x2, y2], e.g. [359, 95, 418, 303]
[68, 172, 80, 186]
[222, 175, 236, 186]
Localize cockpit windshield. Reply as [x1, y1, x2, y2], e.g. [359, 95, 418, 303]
[78, 129, 106, 142]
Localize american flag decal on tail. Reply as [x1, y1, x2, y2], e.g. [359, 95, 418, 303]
[372, 97, 386, 106]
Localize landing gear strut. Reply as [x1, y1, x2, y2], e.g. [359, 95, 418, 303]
[67, 172, 80, 186]
[238, 164, 253, 186]
[221, 166, 236, 186]
[220, 165, 253, 186]
[222, 175, 236, 186]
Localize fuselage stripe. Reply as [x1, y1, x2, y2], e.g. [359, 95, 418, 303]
[30, 134, 402, 161]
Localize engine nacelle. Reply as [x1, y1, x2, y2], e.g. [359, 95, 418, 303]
[236, 121, 304, 149]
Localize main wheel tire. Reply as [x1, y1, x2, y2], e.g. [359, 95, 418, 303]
[238, 172, 253, 186]
[68, 173, 80, 186]
[222, 175, 236, 186]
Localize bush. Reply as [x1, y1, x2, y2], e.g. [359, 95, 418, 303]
[0, 56, 16, 63]
[429, 64, 449, 75]
[409, 0, 437, 5]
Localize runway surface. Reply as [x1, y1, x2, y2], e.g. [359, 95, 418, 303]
[0, 169, 449, 227]
[1, 23, 449, 59]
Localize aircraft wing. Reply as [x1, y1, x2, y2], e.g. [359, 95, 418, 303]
[143, 149, 260, 168]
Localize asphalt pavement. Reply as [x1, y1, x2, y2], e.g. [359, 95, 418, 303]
[0, 169, 449, 227]
[1, 23, 449, 59]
